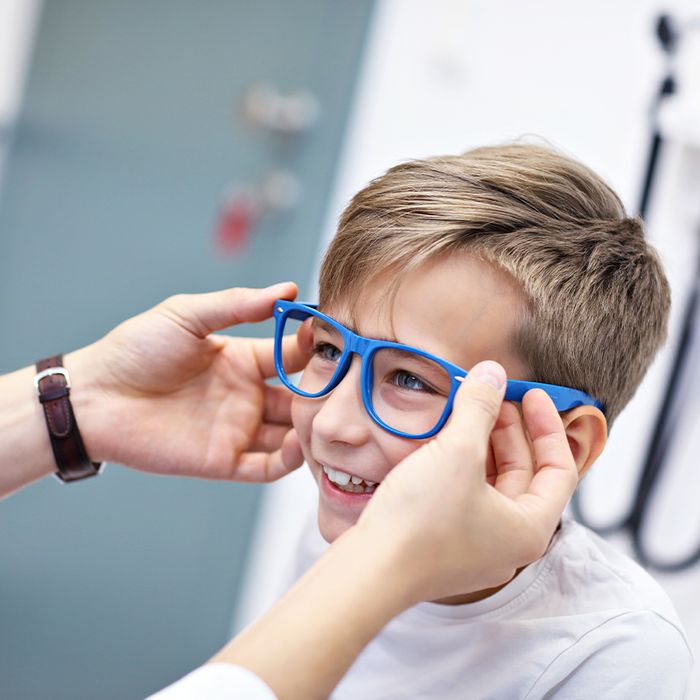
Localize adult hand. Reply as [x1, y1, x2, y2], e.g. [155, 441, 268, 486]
[355, 360, 578, 605]
[69, 282, 308, 481]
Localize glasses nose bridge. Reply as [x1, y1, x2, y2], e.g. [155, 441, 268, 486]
[343, 332, 373, 374]
[332, 332, 372, 390]
[345, 332, 371, 357]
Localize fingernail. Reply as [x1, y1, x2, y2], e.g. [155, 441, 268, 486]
[470, 361, 506, 390]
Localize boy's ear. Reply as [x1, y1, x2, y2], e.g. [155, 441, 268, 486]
[559, 407, 608, 479]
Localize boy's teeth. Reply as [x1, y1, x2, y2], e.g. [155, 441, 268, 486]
[334, 470, 351, 486]
[322, 465, 378, 494]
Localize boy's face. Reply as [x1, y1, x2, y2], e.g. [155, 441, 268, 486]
[293, 252, 528, 543]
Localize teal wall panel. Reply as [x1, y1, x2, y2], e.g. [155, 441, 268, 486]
[0, 2, 374, 698]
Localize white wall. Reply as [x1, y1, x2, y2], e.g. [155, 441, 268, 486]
[238, 0, 700, 692]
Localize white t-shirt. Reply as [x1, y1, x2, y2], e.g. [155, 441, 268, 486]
[292, 517, 692, 699]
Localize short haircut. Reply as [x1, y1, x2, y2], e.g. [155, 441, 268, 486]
[319, 142, 670, 425]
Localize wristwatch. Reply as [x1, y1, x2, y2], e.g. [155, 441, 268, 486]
[35, 355, 103, 482]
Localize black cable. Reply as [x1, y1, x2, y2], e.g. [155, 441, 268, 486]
[571, 13, 676, 538]
[630, 245, 700, 571]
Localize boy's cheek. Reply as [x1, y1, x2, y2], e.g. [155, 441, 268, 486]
[384, 437, 428, 474]
[290, 397, 311, 452]
[290, 395, 302, 428]
[291, 396, 323, 486]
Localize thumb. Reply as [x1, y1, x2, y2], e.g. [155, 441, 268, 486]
[160, 282, 298, 337]
[438, 360, 507, 454]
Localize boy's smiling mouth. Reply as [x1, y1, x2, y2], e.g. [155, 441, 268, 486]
[321, 465, 379, 495]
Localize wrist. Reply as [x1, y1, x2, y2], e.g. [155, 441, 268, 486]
[0, 364, 55, 496]
[340, 523, 424, 613]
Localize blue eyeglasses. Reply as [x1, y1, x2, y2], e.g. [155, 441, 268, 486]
[273, 300, 603, 440]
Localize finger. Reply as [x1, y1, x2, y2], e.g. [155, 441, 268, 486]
[253, 326, 313, 378]
[516, 389, 578, 525]
[485, 439, 497, 486]
[160, 282, 298, 338]
[262, 384, 295, 425]
[249, 422, 292, 453]
[491, 401, 535, 498]
[439, 360, 507, 459]
[233, 430, 304, 483]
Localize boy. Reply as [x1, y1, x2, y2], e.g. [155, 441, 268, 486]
[276, 143, 692, 697]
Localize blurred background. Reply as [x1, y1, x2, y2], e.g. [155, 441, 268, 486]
[1, 1, 699, 697]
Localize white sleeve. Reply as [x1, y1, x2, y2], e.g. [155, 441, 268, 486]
[525, 611, 693, 699]
[146, 663, 277, 700]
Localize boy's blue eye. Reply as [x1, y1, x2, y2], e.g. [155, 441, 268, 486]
[392, 370, 432, 393]
[314, 342, 342, 363]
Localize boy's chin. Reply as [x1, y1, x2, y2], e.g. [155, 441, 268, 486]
[318, 508, 358, 543]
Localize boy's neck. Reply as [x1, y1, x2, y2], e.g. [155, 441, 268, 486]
[432, 569, 522, 606]
[432, 523, 562, 606]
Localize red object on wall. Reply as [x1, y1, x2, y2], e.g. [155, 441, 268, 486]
[215, 189, 260, 256]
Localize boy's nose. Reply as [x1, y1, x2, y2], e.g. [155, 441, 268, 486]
[311, 356, 371, 447]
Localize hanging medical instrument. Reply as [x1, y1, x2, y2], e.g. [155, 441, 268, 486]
[572, 13, 700, 572]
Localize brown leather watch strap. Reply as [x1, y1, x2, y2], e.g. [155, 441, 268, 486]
[35, 354, 102, 483]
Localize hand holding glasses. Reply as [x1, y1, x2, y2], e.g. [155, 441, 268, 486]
[273, 300, 603, 439]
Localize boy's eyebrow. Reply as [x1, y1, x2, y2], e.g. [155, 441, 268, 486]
[311, 318, 343, 335]
[311, 316, 338, 335]
[311, 316, 402, 345]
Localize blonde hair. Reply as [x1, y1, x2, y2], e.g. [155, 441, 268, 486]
[319, 143, 670, 425]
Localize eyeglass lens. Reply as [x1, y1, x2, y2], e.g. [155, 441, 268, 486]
[279, 312, 453, 436]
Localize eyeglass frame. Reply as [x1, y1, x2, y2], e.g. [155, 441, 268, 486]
[273, 299, 603, 440]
